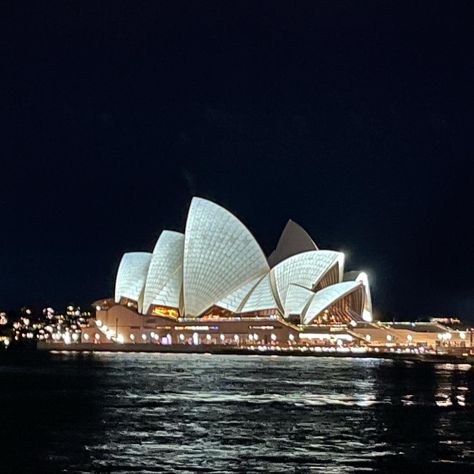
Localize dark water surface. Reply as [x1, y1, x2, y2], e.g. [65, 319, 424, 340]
[1, 353, 474, 473]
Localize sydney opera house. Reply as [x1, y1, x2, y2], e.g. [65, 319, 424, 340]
[86, 197, 469, 351]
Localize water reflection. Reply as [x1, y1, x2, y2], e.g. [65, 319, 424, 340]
[1, 353, 473, 472]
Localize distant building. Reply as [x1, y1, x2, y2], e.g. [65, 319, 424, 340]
[430, 317, 462, 325]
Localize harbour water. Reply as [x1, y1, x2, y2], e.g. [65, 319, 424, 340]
[1, 353, 474, 473]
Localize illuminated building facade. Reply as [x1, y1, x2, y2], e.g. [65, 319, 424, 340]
[86, 197, 382, 346]
[113, 197, 373, 323]
[80, 197, 472, 354]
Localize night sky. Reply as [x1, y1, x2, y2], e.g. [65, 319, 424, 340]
[2, 2, 473, 320]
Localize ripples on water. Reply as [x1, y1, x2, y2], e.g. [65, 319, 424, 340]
[1, 353, 474, 473]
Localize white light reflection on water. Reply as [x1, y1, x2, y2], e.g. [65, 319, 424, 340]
[1, 353, 474, 473]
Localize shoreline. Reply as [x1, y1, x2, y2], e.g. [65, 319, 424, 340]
[33, 341, 473, 364]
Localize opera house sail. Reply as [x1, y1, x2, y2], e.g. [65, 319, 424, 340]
[109, 196, 372, 335]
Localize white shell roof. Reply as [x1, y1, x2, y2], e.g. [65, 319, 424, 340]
[302, 281, 362, 326]
[111, 197, 369, 323]
[216, 275, 263, 312]
[240, 273, 279, 313]
[143, 231, 184, 314]
[354, 272, 372, 322]
[183, 197, 269, 316]
[114, 252, 152, 311]
[284, 284, 314, 318]
[343, 271, 373, 321]
[268, 219, 318, 267]
[272, 250, 344, 309]
[149, 267, 182, 311]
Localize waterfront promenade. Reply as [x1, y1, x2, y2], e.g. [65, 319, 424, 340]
[37, 341, 472, 363]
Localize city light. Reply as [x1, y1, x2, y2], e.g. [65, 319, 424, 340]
[0, 302, 470, 360]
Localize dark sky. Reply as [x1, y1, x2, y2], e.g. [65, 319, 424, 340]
[1, 2, 473, 319]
